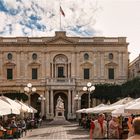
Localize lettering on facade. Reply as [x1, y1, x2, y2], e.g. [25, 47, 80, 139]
[79, 39, 94, 42]
[29, 39, 42, 42]
[104, 39, 118, 42]
[3, 39, 17, 42]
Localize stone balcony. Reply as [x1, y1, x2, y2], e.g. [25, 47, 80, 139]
[46, 78, 76, 86]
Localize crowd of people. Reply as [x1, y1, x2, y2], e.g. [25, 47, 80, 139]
[79, 113, 140, 139]
[0, 115, 43, 139]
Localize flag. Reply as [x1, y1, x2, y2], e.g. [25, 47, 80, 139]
[60, 6, 65, 17]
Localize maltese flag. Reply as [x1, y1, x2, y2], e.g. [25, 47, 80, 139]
[60, 6, 65, 17]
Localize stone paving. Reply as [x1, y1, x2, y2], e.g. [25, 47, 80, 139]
[20, 122, 90, 140]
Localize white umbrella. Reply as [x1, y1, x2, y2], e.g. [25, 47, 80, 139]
[85, 104, 106, 113]
[111, 97, 134, 106]
[76, 108, 86, 113]
[29, 106, 37, 113]
[15, 100, 30, 112]
[93, 104, 124, 113]
[0, 98, 20, 115]
[0, 96, 22, 111]
[124, 101, 140, 114]
[15, 100, 32, 113]
[112, 100, 136, 116]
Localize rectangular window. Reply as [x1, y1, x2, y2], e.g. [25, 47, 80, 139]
[32, 68, 38, 79]
[7, 69, 13, 80]
[84, 68, 89, 79]
[58, 67, 64, 77]
[108, 68, 114, 79]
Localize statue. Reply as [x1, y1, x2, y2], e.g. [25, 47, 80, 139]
[56, 96, 64, 109]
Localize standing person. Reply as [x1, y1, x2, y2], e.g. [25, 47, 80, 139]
[108, 115, 120, 139]
[127, 117, 140, 139]
[90, 113, 107, 139]
[127, 115, 134, 138]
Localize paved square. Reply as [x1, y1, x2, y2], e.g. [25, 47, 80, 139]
[20, 123, 90, 139]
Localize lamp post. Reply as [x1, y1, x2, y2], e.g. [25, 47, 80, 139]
[83, 82, 95, 108]
[24, 83, 36, 105]
[38, 95, 46, 117]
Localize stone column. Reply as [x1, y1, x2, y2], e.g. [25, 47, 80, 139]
[16, 52, 20, 79]
[0, 52, 3, 79]
[118, 52, 123, 77]
[40, 91, 45, 117]
[122, 52, 128, 77]
[41, 53, 45, 78]
[101, 52, 104, 78]
[72, 89, 75, 119]
[97, 51, 101, 78]
[77, 91, 81, 110]
[52, 63, 54, 78]
[93, 53, 97, 78]
[45, 90, 50, 119]
[71, 52, 76, 77]
[76, 53, 79, 77]
[50, 90, 54, 118]
[46, 52, 50, 77]
[24, 52, 28, 79]
[68, 89, 71, 119]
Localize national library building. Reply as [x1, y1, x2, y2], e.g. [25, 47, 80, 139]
[0, 31, 129, 120]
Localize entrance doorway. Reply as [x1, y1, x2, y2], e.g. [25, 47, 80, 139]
[31, 93, 40, 118]
[54, 92, 68, 119]
[81, 93, 88, 108]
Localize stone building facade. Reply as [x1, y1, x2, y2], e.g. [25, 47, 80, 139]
[0, 31, 129, 119]
[129, 54, 140, 79]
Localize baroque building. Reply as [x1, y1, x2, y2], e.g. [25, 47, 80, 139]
[129, 54, 140, 79]
[0, 31, 129, 119]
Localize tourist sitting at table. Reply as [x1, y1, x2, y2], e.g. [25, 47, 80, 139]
[10, 120, 21, 138]
[19, 119, 27, 136]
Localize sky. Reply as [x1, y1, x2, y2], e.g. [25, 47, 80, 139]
[0, 0, 140, 62]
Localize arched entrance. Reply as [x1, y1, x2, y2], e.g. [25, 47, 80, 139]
[81, 93, 88, 109]
[54, 92, 68, 119]
[31, 93, 40, 118]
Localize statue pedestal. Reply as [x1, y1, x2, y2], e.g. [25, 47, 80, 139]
[48, 96, 71, 125]
[49, 108, 71, 125]
[54, 108, 65, 121]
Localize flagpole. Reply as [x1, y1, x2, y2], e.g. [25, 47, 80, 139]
[59, 0, 62, 31]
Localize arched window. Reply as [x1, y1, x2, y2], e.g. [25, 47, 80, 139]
[53, 54, 68, 78]
[109, 53, 113, 60]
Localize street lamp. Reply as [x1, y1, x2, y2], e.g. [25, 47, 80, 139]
[38, 95, 46, 117]
[24, 83, 36, 105]
[38, 94, 46, 101]
[83, 82, 95, 108]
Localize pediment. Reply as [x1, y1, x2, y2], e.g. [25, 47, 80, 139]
[3, 62, 16, 67]
[80, 61, 93, 67]
[46, 37, 74, 45]
[105, 62, 118, 66]
[28, 62, 41, 66]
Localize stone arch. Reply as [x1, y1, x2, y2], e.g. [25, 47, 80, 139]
[31, 93, 40, 117]
[81, 93, 88, 109]
[53, 54, 68, 78]
[54, 91, 68, 119]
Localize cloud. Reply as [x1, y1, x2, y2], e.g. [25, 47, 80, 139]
[0, 0, 99, 37]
